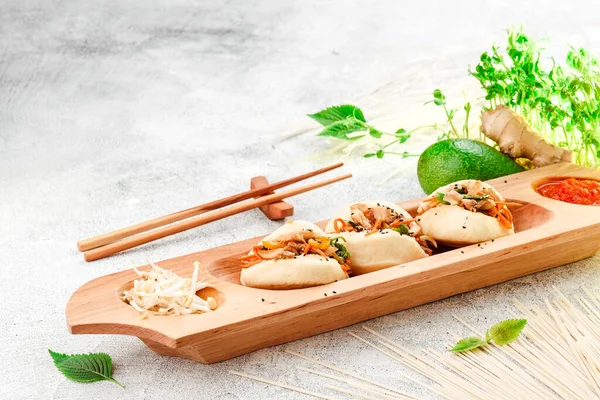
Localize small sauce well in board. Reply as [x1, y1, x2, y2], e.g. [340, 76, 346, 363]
[534, 177, 600, 206]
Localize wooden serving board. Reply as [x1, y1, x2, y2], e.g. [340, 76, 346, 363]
[66, 163, 600, 364]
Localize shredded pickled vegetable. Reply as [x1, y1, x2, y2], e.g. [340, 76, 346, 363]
[121, 261, 217, 318]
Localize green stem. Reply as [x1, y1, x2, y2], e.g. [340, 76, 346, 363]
[443, 104, 460, 138]
[109, 378, 125, 388]
[382, 139, 399, 149]
[407, 124, 441, 134]
[384, 151, 420, 157]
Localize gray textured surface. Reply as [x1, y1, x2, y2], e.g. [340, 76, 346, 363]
[2, 1, 600, 399]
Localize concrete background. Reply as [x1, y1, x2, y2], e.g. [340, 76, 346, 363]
[2, 0, 600, 399]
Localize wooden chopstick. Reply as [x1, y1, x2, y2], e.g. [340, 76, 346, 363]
[77, 162, 344, 252]
[83, 173, 352, 262]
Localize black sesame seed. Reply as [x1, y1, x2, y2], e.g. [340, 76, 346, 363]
[261, 298, 265, 302]
[491, 239, 495, 242]
[504, 180, 508, 183]
[461, 250, 464, 254]
[324, 293, 328, 297]
[477, 243, 480, 247]
[462, 226, 466, 229]
[332, 291, 337, 294]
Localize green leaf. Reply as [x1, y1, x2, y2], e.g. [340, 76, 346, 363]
[364, 153, 376, 158]
[317, 119, 366, 141]
[368, 127, 383, 139]
[450, 336, 488, 353]
[330, 237, 350, 260]
[462, 194, 490, 200]
[395, 129, 411, 144]
[488, 319, 527, 345]
[49, 349, 124, 388]
[436, 192, 450, 204]
[308, 105, 366, 126]
[376, 149, 384, 158]
[433, 89, 446, 101]
[391, 224, 410, 235]
[398, 134, 411, 144]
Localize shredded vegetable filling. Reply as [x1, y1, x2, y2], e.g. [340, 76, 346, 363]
[333, 203, 435, 256]
[240, 229, 352, 274]
[418, 181, 520, 230]
[121, 261, 217, 318]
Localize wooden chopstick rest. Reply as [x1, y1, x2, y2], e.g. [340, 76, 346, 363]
[250, 176, 294, 220]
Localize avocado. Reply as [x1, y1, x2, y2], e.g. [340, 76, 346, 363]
[417, 139, 524, 194]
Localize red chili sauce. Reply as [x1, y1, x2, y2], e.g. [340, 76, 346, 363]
[536, 177, 600, 206]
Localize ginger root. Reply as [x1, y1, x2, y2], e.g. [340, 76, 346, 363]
[480, 105, 572, 167]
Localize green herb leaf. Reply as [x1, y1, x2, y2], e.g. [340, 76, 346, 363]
[462, 194, 490, 200]
[436, 192, 450, 204]
[432, 89, 447, 106]
[488, 319, 527, 345]
[391, 224, 410, 235]
[368, 127, 383, 139]
[395, 128, 411, 144]
[317, 119, 366, 141]
[450, 336, 488, 352]
[363, 153, 376, 158]
[376, 149, 384, 158]
[330, 237, 350, 260]
[49, 349, 124, 388]
[308, 105, 366, 126]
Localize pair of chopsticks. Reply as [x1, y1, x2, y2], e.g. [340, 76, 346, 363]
[77, 163, 351, 262]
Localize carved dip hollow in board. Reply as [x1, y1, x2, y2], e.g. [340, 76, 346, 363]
[116, 279, 227, 313]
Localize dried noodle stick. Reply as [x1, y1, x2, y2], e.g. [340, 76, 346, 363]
[325, 385, 395, 400]
[296, 367, 413, 400]
[228, 370, 336, 400]
[286, 350, 415, 399]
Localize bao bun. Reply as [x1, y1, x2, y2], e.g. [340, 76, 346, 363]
[240, 220, 348, 290]
[417, 180, 514, 246]
[324, 200, 427, 275]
